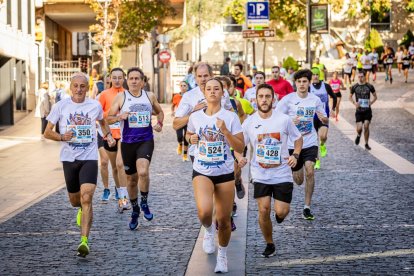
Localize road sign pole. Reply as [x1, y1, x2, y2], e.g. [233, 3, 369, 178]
[163, 62, 167, 104]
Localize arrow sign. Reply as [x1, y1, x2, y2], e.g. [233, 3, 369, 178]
[242, 29, 275, 38]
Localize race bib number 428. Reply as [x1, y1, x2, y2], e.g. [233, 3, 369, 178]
[67, 125, 93, 143]
[256, 144, 281, 165]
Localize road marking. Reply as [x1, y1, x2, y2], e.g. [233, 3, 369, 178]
[334, 115, 414, 174]
[265, 248, 414, 267]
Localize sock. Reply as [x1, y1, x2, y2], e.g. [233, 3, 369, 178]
[205, 224, 214, 234]
[218, 246, 227, 257]
[120, 187, 128, 199]
[141, 191, 148, 204]
[275, 214, 284, 224]
[81, 236, 88, 244]
[130, 198, 140, 213]
[304, 205, 310, 210]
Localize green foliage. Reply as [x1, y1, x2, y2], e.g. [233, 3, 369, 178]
[282, 56, 299, 71]
[407, 0, 414, 12]
[116, 0, 175, 48]
[400, 30, 414, 48]
[364, 29, 384, 56]
[110, 43, 122, 68]
[223, 0, 246, 24]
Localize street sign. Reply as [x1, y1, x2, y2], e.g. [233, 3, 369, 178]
[159, 50, 171, 63]
[310, 4, 329, 33]
[242, 29, 275, 39]
[246, 1, 269, 28]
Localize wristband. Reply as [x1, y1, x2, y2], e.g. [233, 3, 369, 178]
[157, 121, 163, 127]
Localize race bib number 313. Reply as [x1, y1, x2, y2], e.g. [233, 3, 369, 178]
[198, 141, 224, 162]
[128, 111, 151, 128]
[67, 125, 93, 144]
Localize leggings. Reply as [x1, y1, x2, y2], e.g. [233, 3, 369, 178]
[41, 117, 48, 134]
[176, 125, 188, 146]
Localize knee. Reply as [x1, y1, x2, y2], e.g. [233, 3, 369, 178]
[293, 173, 304, 185]
[305, 169, 314, 180]
[100, 159, 109, 168]
[216, 216, 231, 231]
[137, 169, 149, 179]
[80, 192, 93, 205]
[69, 198, 80, 207]
[259, 206, 271, 219]
[198, 209, 212, 222]
[116, 161, 124, 172]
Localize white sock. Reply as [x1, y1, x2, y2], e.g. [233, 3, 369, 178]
[205, 224, 214, 234]
[218, 246, 227, 257]
[304, 205, 311, 210]
[119, 187, 128, 199]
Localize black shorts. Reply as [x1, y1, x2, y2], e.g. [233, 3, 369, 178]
[344, 72, 352, 78]
[357, 67, 364, 72]
[334, 92, 342, 98]
[363, 68, 372, 74]
[314, 116, 329, 132]
[97, 133, 104, 148]
[121, 139, 154, 175]
[62, 160, 98, 193]
[355, 109, 372, 123]
[372, 64, 378, 73]
[289, 146, 318, 171]
[402, 64, 410, 70]
[192, 170, 235, 185]
[352, 66, 356, 71]
[253, 182, 293, 203]
[104, 138, 120, 152]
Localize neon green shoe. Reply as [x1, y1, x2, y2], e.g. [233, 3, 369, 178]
[320, 144, 327, 158]
[77, 236, 89, 257]
[76, 208, 82, 227]
[314, 159, 321, 170]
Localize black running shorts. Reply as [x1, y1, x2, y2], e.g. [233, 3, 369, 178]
[253, 182, 293, 203]
[62, 160, 98, 193]
[97, 133, 104, 148]
[355, 109, 372, 123]
[121, 139, 154, 175]
[192, 170, 235, 185]
[289, 146, 318, 171]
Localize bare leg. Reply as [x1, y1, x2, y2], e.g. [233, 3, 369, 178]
[256, 196, 273, 244]
[214, 181, 235, 247]
[304, 161, 315, 206]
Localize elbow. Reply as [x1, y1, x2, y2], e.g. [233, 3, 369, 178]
[44, 129, 52, 139]
[172, 119, 180, 130]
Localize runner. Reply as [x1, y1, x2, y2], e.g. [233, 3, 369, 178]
[312, 57, 327, 81]
[369, 48, 379, 82]
[309, 67, 336, 170]
[361, 49, 373, 82]
[328, 71, 343, 121]
[237, 83, 303, 257]
[44, 72, 116, 257]
[349, 71, 377, 150]
[356, 48, 364, 73]
[396, 46, 404, 76]
[382, 46, 395, 84]
[266, 66, 294, 101]
[402, 48, 410, 83]
[349, 47, 358, 82]
[276, 69, 328, 220]
[343, 53, 353, 88]
[244, 71, 266, 111]
[409, 41, 414, 68]
[172, 81, 190, 161]
[186, 77, 244, 273]
[98, 68, 130, 211]
[233, 63, 253, 95]
[173, 62, 232, 163]
[107, 67, 164, 229]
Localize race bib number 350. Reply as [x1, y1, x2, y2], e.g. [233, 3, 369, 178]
[128, 111, 151, 128]
[256, 144, 281, 165]
[67, 125, 93, 144]
[198, 141, 224, 162]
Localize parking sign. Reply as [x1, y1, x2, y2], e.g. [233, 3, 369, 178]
[246, 1, 269, 28]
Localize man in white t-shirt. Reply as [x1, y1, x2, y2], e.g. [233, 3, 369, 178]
[173, 62, 232, 162]
[44, 73, 116, 257]
[238, 83, 303, 257]
[275, 69, 328, 220]
[361, 49, 373, 82]
[244, 71, 271, 112]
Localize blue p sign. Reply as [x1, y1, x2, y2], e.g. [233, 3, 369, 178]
[247, 1, 269, 19]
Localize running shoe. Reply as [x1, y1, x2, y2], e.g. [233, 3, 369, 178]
[390, 77, 393, 84]
[314, 160, 321, 170]
[365, 144, 372, 150]
[117, 199, 124, 214]
[231, 202, 237, 217]
[231, 217, 237, 232]
[101, 188, 110, 202]
[76, 208, 82, 227]
[129, 211, 139, 230]
[177, 144, 183, 155]
[320, 144, 327, 158]
[355, 135, 361, 145]
[235, 180, 245, 199]
[303, 208, 315, 220]
[261, 243, 276, 258]
[182, 154, 189, 162]
[77, 236, 89, 257]
[140, 202, 154, 221]
[122, 197, 131, 210]
[214, 254, 228, 273]
[114, 188, 120, 201]
[202, 226, 216, 254]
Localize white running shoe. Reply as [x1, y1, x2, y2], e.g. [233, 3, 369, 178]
[214, 254, 228, 273]
[202, 226, 216, 254]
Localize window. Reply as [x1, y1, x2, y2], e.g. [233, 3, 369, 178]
[370, 5, 391, 31]
[223, 17, 242, 33]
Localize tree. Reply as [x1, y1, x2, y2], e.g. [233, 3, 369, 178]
[400, 30, 414, 48]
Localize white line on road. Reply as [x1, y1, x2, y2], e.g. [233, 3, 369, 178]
[334, 115, 414, 174]
[265, 249, 414, 267]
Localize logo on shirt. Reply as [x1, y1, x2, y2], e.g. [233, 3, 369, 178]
[255, 125, 262, 129]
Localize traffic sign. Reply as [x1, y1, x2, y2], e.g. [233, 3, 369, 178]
[159, 50, 171, 63]
[242, 29, 275, 39]
[246, 1, 269, 28]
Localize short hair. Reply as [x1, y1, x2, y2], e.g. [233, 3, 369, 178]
[255, 71, 265, 78]
[234, 63, 243, 71]
[216, 76, 231, 89]
[225, 57, 231, 62]
[271, 66, 280, 71]
[293, 69, 312, 81]
[126, 67, 145, 79]
[194, 62, 213, 76]
[71, 72, 89, 83]
[228, 75, 237, 87]
[256, 83, 275, 99]
[110, 67, 125, 76]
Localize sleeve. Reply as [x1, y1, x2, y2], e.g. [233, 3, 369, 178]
[230, 113, 243, 135]
[274, 96, 288, 114]
[369, 84, 376, 94]
[187, 114, 196, 133]
[241, 119, 250, 145]
[175, 95, 192, 117]
[316, 97, 327, 117]
[350, 85, 355, 95]
[325, 83, 337, 109]
[46, 103, 60, 125]
[286, 116, 302, 142]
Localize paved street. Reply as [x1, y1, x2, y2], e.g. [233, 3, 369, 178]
[0, 71, 414, 275]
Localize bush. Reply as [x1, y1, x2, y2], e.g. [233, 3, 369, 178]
[283, 56, 299, 71]
[400, 30, 414, 49]
[364, 28, 384, 57]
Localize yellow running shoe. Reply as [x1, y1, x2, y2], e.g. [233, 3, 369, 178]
[76, 208, 82, 227]
[182, 154, 189, 162]
[314, 159, 321, 170]
[77, 236, 89, 257]
[320, 144, 327, 158]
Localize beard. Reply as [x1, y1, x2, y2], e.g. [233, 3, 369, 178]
[258, 102, 272, 113]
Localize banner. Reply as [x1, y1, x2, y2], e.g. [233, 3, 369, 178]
[310, 4, 329, 33]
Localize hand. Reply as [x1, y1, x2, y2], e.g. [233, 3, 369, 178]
[316, 111, 326, 121]
[118, 112, 129, 121]
[287, 155, 298, 167]
[190, 134, 199, 145]
[237, 157, 248, 168]
[153, 122, 162, 132]
[192, 101, 207, 113]
[292, 116, 300, 125]
[216, 118, 229, 134]
[61, 130, 74, 141]
[355, 102, 361, 108]
[330, 109, 336, 118]
[107, 134, 116, 147]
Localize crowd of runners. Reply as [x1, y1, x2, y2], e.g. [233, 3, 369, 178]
[40, 41, 414, 273]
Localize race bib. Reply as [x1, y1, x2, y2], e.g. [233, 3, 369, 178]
[256, 144, 281, 165]
[387, 58, 393, 64]
[128, 111, 151, 128]
[296, 106, 315, 135]
[109, 121, 121, 130]
[296, 106, 315, 118]
[331, 83, 340, 91]
[67, 125, 93, 144]
[198, 141, 224, 162]
[403, 60, 410, 65]
[358, 99, 370, 108]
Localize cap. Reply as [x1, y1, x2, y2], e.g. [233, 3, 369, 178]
[311, 67, 320, 76]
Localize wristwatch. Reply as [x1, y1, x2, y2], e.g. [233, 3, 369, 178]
[292, 153, 299, 159]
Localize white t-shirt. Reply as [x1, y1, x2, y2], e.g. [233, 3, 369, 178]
[344, 58, 354, 73]
[409, 46, 414, 56]
[242, 111, 301, 185]
[349, 52, 358, 66]
[275, 92, 326, 149]
[244, 86, 278, 111]
[187, 108, 243, 176]
[396, 51, 403, 62]
[175, 86, 232, 156]
[369, 52, 379, 65]
[361, 54, 372, 69]
[46, 98, 103, 162]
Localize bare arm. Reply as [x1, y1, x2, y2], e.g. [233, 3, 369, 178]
[44, 122, 73, 142]
[107, 93, 127, 125]
[288, 136, 303, 167]
[149, 92, 164, 132]
[370, 92, 377, 106]
[173, 115, 190, 130]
